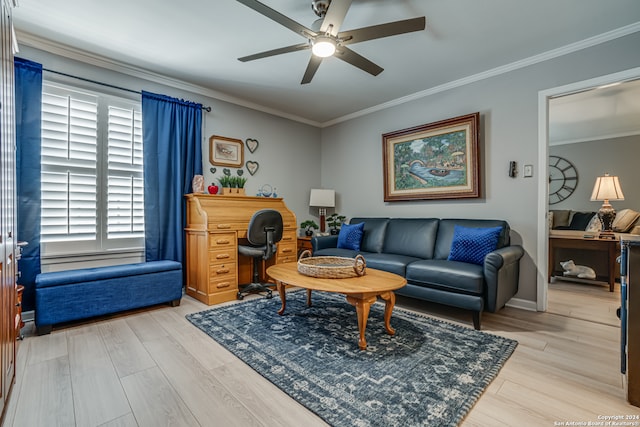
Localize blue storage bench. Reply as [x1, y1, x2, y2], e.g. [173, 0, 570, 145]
[35, 260, 183, 335]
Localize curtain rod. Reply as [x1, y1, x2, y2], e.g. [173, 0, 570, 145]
[42, 68, 212, 112]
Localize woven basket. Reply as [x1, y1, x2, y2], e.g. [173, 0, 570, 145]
[297, 250, 366, 278]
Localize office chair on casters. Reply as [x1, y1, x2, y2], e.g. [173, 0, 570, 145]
[237, 209, 283, 300]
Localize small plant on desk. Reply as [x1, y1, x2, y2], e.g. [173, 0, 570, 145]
[301, 220, 319, 236]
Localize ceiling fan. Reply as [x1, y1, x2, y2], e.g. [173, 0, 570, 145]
[235, 0, 426, 84]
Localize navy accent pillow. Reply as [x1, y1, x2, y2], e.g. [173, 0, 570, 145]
[337, 222, 365, 251]
[567, 212, 595, 231]
[448, 225, 502, 265]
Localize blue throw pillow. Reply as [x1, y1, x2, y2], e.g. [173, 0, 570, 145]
[447, 225, 502, 265]
[337, 222, 365, 251]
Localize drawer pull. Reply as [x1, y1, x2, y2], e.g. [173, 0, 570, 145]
[282, 236, 293, 241]
[281, 248, 293, 253]
[215, 238, 230, 244]
[216, 268, 230, 274]
[216, 254, 230, 259]
[216, 224, 231, 229]
[216, 282, 231, 289]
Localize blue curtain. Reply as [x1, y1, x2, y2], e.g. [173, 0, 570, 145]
[15, 57, 43, 311]
[141, 91, 202, 265]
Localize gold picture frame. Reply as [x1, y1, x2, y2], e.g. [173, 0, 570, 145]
[382, 112, 480, 201]
[209, 135, 244, 168]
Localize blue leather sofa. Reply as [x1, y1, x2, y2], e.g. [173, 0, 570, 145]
[312, 218, 524, 329]
[35, 260, 183, 334]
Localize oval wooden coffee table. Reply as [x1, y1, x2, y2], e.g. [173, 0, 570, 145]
[266, 262, 407, 350]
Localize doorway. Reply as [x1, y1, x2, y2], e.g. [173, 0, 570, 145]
[537, 67, 640, 312]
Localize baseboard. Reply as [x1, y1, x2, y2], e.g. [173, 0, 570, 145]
[506, 298, 538, 312]
[22, 310, 34, 322]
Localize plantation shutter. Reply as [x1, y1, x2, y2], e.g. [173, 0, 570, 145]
[107, 106, 144, 238]
[41, 90, 98, 242]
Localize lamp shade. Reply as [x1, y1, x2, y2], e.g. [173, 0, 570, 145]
[590, 174, 625, 202]
[309, 189, 335, 207]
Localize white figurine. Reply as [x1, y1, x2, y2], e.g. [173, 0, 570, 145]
[560, 260, 596, 280]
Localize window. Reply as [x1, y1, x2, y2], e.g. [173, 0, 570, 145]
[41, 82, 144, 257]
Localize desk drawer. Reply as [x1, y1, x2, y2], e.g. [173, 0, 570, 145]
[279, 231, 297, 245]
[209, 248, 237, 263]
[278, 242, 296, 257]
[209, 261, 237, 292]
[209, 232, 236, 249]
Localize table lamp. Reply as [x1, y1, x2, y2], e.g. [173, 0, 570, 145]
[309, 189, 335, 233]
[590, 173, 624, 239]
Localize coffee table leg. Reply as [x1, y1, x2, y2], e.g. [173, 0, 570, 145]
[306, 289, 312, 307]
[276, 280, 287, 315]
[347, 295, 377, 350]
[379, 291, 396, 336]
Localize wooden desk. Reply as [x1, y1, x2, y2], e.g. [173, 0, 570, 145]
[548, 233, 618, 291]
[184, 194, 297, 305]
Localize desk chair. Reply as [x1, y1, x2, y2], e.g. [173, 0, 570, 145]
[237, 209, 283, 300]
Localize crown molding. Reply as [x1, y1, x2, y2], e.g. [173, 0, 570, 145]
[321, 22, 640, 127]
[15, 30, 323, 128]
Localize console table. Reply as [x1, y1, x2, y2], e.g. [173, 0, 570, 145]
[548, 233, 618, 292]
[184, 194, 297, 305]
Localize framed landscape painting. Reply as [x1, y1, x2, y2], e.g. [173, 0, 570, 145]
[209, 135, 244, 168]
[382, 112, 480, 202]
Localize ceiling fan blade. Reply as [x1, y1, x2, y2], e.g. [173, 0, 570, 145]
[235, 0, 316, 37]
[335, 46, 383, 76]
[239, 43, 310, 62]
[339, 16, 426, 45]
[301, 55, 323, 84]
[320, 0, 352, 36]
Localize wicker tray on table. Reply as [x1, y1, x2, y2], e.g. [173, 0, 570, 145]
[297, 250, 366, 278]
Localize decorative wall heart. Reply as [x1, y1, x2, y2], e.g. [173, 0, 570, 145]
[246, 138, 259, 153]
[246, 161, 259, 176]
[210, 167, 216, 174]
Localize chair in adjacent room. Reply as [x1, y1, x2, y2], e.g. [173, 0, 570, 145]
[237, 209, 283, 300]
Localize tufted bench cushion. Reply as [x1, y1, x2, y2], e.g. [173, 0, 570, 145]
[35, 260, 183, 334]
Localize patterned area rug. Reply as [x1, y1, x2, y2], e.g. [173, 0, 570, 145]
[186, 291, 517, 427]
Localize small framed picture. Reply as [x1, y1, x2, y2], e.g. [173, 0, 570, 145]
[209, 135, 244, 168]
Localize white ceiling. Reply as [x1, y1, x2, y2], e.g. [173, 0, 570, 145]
[549, 78, 640, 146]
[11, 0, 640, 127]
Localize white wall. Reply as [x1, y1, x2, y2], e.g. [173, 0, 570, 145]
[319, 32, 640, 303]
[550, 135, 640, 212]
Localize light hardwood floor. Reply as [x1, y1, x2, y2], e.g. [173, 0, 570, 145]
[2, 280, 639, 426]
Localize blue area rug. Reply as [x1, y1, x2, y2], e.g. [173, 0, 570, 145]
[186, 291, 517, 426]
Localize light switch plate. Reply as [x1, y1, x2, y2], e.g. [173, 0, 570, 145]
[523, 164, 533, 178]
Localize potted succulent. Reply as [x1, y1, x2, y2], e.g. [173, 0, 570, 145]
[327, 213, 346, 235]
[300, 220, 319, 237]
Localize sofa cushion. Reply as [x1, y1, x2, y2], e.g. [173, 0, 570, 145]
[360, 252, 422, 277]
[613, 209, 640, 232]
[382, 218, 439, 259]
[406, 259, 484, 295]
[434, 219, 509, 260]
[566, 212, 595, 230]
[337, 222, 365, 250]
[550, 209, 571, 228]
[448, 225, 502, 265]
[349, 218, 389, 253]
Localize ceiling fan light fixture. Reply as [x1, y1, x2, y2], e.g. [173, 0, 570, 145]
[311, 36, 336, 57]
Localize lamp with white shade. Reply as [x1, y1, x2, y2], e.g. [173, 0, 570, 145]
[590, 173, 625, 239]
[309, 189, 335, 233]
